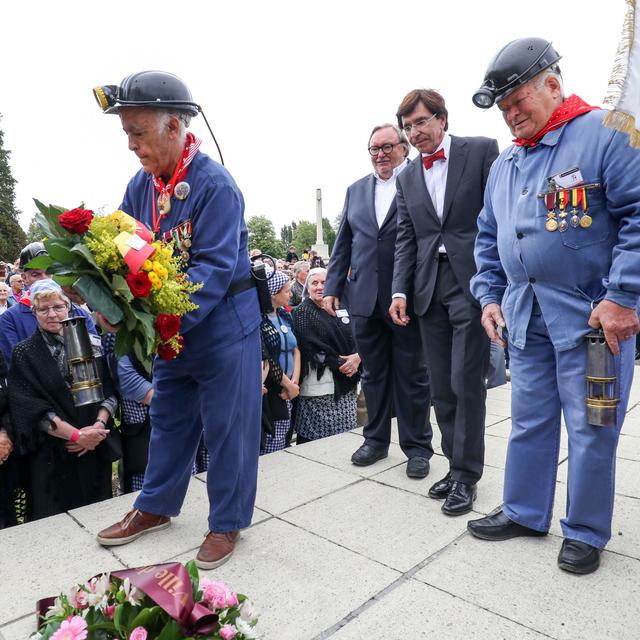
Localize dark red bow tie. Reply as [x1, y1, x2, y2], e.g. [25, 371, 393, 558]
[422, 148, 446, 170]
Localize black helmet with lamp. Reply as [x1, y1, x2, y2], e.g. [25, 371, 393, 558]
[19, 242, 47, 270]
[93, 70, 200, 116]
[472, 38, 562, 109]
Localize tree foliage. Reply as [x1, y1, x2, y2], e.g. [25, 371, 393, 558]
[0, 115, 26, 261]
[291, 218, 336, 255]
[247, 215, 283, 258]
[25, 215, 43, 243]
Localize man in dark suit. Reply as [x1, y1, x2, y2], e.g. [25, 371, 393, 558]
[324, 124, 432, 478]
[389, 89, 499, 514]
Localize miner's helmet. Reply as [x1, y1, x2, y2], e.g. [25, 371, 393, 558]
[92, 70, 200, 116]
[20, 242, 47, 270]
[472, 38, 562, 109]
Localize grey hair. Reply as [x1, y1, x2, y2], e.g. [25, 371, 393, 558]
[158, 109, 191, 142]
[9, 273, 22, 285]
[369, 123, 410, 157]
[534, 66, 565, 98]
[0, 283, 9, 293]
[293, 260, 310, 275]
[31, 289, 71, 310]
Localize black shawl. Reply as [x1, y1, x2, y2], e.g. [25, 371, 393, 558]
[8, 331, 116, 519]
[292, 298, 359, 400]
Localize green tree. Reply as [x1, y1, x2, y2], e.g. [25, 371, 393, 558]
[247, 215, 283, 258]
[0, 115, 26, 261]
[280, 221, 296, 253]
[25, 215, 43, 243]
[291, 218, 336, 255]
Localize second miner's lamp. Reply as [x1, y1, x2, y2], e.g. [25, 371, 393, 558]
[61, 316, 104, 406]
[585, 331, 618, 427]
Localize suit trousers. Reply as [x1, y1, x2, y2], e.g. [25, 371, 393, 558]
[351, 302, 432, 458]
[134, 327, 262, 533]
[418, 260, 489, 484]
[504, 308, 634, 548]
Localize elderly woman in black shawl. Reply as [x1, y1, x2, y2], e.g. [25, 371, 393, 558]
[292, 267, 361, 443]
[8, 280, 118, 521]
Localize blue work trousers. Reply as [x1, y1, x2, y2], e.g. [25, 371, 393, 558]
[134, 328, 261, 533]
[504, 310, 634, 548]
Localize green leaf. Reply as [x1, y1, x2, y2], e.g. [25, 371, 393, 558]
[185, 559, 200, 600]
[130, 605, 164, 631]
[33, 199, 67, 238]
[51, 274, 79, 287]
[22, 255, 54, 271]
[156, 619, 184, 640]
[73, 275, 124, 324]
[112, 274, 134, 303]
[131, 307, 157, 353]
[70, 242, 101, 270]
[114, 326, 135, 358]
[44, 238, 80, 265]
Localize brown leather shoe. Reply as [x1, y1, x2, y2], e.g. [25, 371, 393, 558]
[96, 509, 171, 546]
[195, 531, 240, 570]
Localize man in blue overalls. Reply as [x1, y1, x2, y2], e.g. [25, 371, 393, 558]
[468, 38, 640, 574]
[94, 71, 262, 569]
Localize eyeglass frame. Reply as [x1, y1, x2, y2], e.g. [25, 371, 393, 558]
[367, 142, 406, 157]
[401, 112, 439, 135]
[34, 303, 69, 316]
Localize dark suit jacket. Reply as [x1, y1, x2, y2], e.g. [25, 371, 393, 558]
[392, 135, 499, 315]
[325, 166, 407, 317]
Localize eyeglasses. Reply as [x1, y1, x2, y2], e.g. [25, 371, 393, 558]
[368, 142, 404, 156]
[35, 304, 68, 316]
[401, 112, 438, 135]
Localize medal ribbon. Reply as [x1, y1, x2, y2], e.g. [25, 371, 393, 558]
[151, 132, 202, 232]
[512, 95, 599, 148]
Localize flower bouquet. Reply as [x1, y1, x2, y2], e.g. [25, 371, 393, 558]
[31, 200, 202, 370]
[33, 560, 258, 639]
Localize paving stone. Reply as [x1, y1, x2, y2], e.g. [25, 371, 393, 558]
[0, 615, 35, 640]
[414, 534, 640, 640]
[617, 433, 640, 462]
[70, 478, 220, 566]
[620, 415, 640, 437]
[332, 578, 548, 639]
[281, 480, 467, 572]
[556, 456, 640, 499]
[0, 513, 125, 625]
[287, 430, 407, 478]
[483, 434, 509, 469]
[173, 518, 399, 640]
[255, 448, 360, 514]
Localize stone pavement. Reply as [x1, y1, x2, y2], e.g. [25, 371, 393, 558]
[1, 379, 640, 639]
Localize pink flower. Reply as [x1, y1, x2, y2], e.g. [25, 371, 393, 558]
[200, 579, 238, 609]
[129, 627, 148, 640]
[104, 604, 116, 619]
[68, 587, 88, 609]
[219, 624, 237, 640]
[50, 616, 88, 640]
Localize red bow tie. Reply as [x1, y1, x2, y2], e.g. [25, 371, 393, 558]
[422, 148, 446, 170]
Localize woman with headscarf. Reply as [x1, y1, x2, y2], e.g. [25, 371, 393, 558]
[260, 269, 300, 453]
[8, 280, 118, 520]
[292, 267, 361, 443]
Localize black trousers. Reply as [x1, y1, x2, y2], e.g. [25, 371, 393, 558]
[351, 301, 432, 459]
[418, 261, 489, 484]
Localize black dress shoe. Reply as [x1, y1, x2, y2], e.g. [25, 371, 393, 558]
[557, 539, 601, 574]
[467, 509, 548, 541]
[351, 443, 388, 467]
[428, 473, 452, 499]
[406, 456, 430, 479]
[441, 481, 477, 516]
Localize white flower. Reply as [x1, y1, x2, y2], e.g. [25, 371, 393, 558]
[45, 596, 64, 618]
[235, 617, 259, 638]
[120, 578, 144, 606]
[31, 633, 43, 640]
[86, 574, 111, 608]
[239, 599, 259, 624]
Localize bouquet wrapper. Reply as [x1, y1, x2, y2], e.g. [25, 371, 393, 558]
[37, 562, 218, 635]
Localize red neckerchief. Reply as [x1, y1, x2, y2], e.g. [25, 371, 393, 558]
[512, 95, 599, 148]
[18, 289, 31, 307]
[151, 132, 202, 231]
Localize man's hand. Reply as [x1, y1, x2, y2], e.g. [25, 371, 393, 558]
[389, 298, 410, 326]
[0, 429, 13, 463]
[481, 303, 506, 348]
[95, 312, 121, 334]
[323, 296, 340, 317]
[588, 300, 640, 355]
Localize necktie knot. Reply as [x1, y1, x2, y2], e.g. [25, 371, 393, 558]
[422, 148, 446, 170]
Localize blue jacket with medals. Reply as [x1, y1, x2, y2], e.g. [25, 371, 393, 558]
[121, 150, 261, 353]
[471, 110, 640, 351]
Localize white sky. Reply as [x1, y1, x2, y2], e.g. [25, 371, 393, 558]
[1, 0, 627, 238]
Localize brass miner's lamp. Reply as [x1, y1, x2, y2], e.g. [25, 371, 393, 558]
[585, 331, 618, 427]
[61, 316, 104, 406]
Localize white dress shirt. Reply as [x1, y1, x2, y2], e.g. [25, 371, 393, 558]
[374, 159, 409, 228]
[422, 133, 451, 253]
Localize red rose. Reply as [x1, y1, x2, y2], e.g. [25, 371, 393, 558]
[126, 271, 152, 298]
[58, 208, 94, 234]
[154, 313, 181, 341]
[157, 336, 184, 361]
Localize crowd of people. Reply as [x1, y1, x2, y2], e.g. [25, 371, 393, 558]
[0, 35, 639, 578]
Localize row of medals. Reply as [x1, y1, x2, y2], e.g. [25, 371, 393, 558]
[544, 187, 592, 233]
[157, 181, 192, 262]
